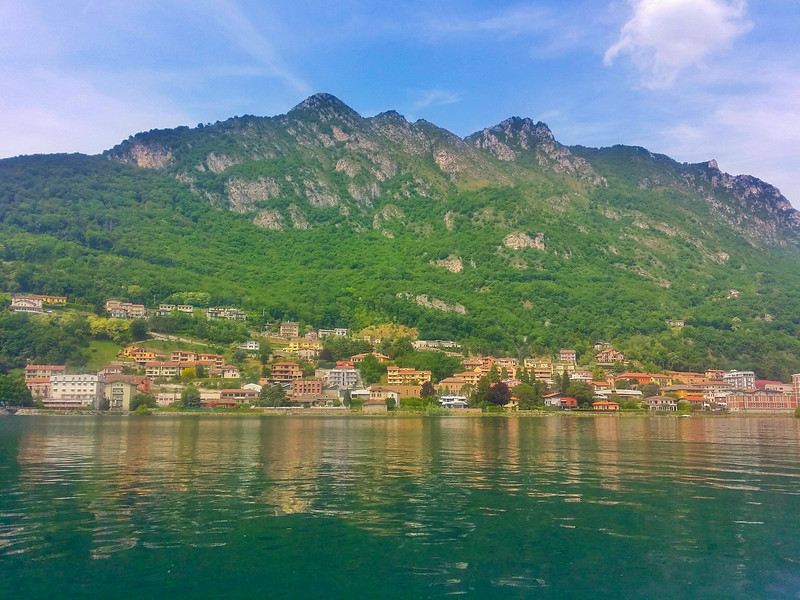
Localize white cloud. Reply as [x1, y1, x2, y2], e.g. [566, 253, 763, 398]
[656, 66, 800, 204]
[411, 89, 463, 110]
[604, 0, 751, 88]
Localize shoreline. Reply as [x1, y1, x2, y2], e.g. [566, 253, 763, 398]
[6, 408, 797, 418]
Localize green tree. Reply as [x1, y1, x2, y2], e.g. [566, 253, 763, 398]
[342, 389, 352, 408]
[130, 392, 157, 411]
[0, 374, 33, 407]
[486, 364, 501, 384]
[195, 363, 206, 379]
[358, 354, 386, 385]
[181, 386, 201, 408]
[565, 382, 595, 407]
[591, 366, 607, 381]
[130, 319, 148, 341]
[421, 381, 436, 398]
[512, 382, 539, 409]
[257, 383, 288, 407]
[470, 376, 490, 407]
[487, 381, 511, 406]
[640, 382, 661, 398]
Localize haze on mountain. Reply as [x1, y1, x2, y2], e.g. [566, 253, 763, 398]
[3, 92, 800, 377]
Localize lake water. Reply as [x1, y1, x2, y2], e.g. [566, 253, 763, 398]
[1, 415, 800, 599]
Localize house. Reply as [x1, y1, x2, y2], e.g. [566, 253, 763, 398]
[523, 358, 554, 380]
[24, 364, 66, 381]
[350, 352, 391, 364]
[213, 365, 240, 379]
[705, 369, 725, 381]
[318, 328, 349, 338]
[272, 362, 303, 381]
[451, 370, 485, 387]
[571, 370, 593, 382]
[105, 299, 146, 319]
[386, 367, 432, 385]
[727, 289, 740, 299]
[10, 296, 43, 314]
[462, 358, 483, 370]
[494, 357, 518, 375]
[665, 371, 707, 385]
[412, 339, 461, 351]
[369, 385, 422, 402]
[559, 349, 577, 364]
[219, 388, 260, 403]
[754, 380, 792, 393]
[97, 365, 123, 378]
[145, 361, 182, 378]
[615, 373, 673, 387]
[595, 348, 626, 365]
[362, 399, 388, 414]
[594, 389, 642, 400]
[120, 345, 158, 363]
[105, 380, 138, 410]
[293, 392, 340, 408]
[435, 376, 471, 394]
[592, 400, 620, 411]
[238, 341, 260, 351]
[292, 379, 323, 398]
[105, 374, 151, 393]
[439, 395, 469, 408]
[207, 307, 247, 321]
[645, 396, 677, 411]
[280, 321, 300, 338]
[27, 294, 67, 305]
[542, 393, 578, 409]
[198, 353, 226, 369]
[665, 319, 685, 329]
[47, 374, 105, 409]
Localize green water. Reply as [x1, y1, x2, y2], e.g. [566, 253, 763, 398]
[1, 415, 799, 599]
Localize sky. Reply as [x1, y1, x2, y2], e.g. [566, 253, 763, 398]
[1, 0, 798, 202]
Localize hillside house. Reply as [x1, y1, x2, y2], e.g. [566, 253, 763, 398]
[11, 296, 43, 314]
[595, 348, 626, 365]
[386, 367, 432, 385]
[24, 364, 66, 381]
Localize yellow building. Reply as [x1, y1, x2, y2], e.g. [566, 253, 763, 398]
[386, 367, 432, 385]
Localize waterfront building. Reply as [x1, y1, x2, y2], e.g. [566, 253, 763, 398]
[48, 374, 105, 409]
[722, 370, 756, 391]
[24, 364, 66, 381]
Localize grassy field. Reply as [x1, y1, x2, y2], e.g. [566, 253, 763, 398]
[78, 340, 122, 371]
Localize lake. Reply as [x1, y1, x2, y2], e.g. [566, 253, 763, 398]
[1, 415, 799, 599]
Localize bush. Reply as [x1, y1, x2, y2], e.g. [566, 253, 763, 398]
[133, 404, 152, 415]
[795, 406, 800, 418]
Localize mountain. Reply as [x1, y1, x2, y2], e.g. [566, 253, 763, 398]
[2, 93, 800, 377]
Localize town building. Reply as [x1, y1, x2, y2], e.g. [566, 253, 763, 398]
[10, 296, 43, 314]
[368, 385, 422, 402]
[207, 307, 247, 321]
[280, 321, 300, 338]
[24, 364, 66, 381]
[272, 362, 303, 381]
[292, 379, 323, 398]
[238, 340, 260, 351]
[318, 328, 349, 338]
[726, 390, 797, 413]
[350, 352, 391, 364]
[595, 348, 626, 365]
[645, 396, 678, 411]
[120, 345, 158, 363]
[219, 388, 260, 403]
[25, 378, 50, 399]
[439, 395, 469, 409]
[362, 399, 388, 414]
[722, 370, 756, 391]
[592, 400, 620, 411]
[412, 339, 461, 351]
[105, 299, 146, 319]
[386, 366, 432, 385]
[105, 374, 151, 393]
[105, 380, 138, 410]
[559, 349, 577, 364]
[327, 366, 358, 389]
[47, 374, 105, 409]
[145, 362, 183, 378]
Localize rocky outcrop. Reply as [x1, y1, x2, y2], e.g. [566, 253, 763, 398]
[430, 255, 463, 273]
[110, 142, 172, 169]
[503, 232, 546, 251]
[226, 177, 281, 213]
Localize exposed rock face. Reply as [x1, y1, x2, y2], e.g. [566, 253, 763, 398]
[303, 180, 339, 207]
[430, 255, 463, 273]
[399, 293, 466, 314]
[111, 143, 172, 169]
[503, 232, 546, 251]
[205, 153, 240, 173]
[288, 204, 309, 229]
[226, 177, 281, 213]
[253, 209, 284, 230]
[466, 118, 606, 187]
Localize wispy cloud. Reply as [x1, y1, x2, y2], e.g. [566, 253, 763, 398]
[604, 0, 751, 88]
[411, 89, 463, 110]
[425, 4, 556, 37]
[196, 0, 311, 96]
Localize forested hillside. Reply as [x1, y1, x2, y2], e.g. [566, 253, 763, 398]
[2, 94, 800, 377]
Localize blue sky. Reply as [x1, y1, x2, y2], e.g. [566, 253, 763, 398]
[1, 0, 798, 202]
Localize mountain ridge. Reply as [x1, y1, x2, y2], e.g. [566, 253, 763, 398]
[3, 92, 800, 377]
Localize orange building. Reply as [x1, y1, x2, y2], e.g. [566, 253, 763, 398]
[272, 362, 303, 381]
[24, 365, 66, 381]
[386, 367, 432, 385]
[593, 400, 620, 411]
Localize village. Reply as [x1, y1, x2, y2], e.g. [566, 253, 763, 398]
[8, 293, 800, 416]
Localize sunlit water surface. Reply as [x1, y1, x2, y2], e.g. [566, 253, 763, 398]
[1, 415, 800, 599]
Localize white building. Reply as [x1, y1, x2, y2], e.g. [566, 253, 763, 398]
[723, 370, 756, 391]
[328, 367, 359, 389]
[439, 394, 469, 408]
[238, 340, 260, 351]
[47, 374, 105, 409]
[318, 328, 349, 338]
[11, 296, 44, 314]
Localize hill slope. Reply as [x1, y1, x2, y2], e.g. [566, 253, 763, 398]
[2, 93, 800, 377]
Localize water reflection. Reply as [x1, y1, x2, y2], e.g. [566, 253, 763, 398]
[2, 415, 800, 599]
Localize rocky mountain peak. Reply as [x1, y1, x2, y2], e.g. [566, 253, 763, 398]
[288, 93, 362, 123]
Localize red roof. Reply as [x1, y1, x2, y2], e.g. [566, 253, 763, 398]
[25, 365, 66, 370]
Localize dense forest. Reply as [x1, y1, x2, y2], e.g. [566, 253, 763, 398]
[2, 94, 800, 378]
